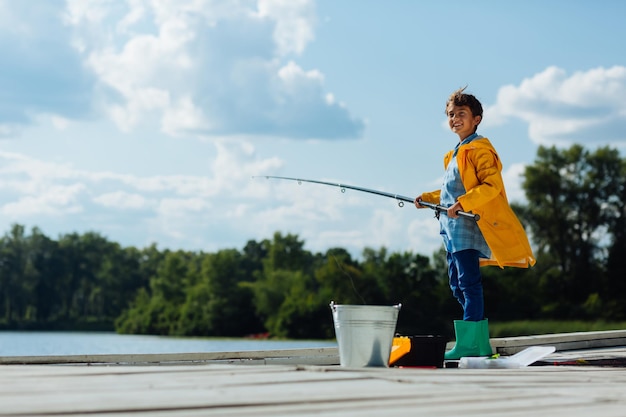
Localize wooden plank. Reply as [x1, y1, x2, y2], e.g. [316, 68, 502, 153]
[4, 330, 626, 368]
[535, 346, 626, 366]
[490, 330, 626, 355]
[0, 347, 340, 366]
[1, 364, 626, 416]
[3, 330, 625, 367]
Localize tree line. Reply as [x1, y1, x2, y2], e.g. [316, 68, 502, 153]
[1, 144, 625, 339]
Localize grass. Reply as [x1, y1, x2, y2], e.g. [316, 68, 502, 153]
[489, 320, 626, 338]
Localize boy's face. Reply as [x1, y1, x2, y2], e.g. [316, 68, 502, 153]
[446, 104, 481, 140]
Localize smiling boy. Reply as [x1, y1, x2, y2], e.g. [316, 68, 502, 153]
[415, 87, 535, 360]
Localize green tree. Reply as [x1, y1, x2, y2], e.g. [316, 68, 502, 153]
[57, 232, 117, 321]
[117, 250, 197, 335]
[96, 245, 148, 321]
[604, 156, 626, 319]
[523, 145, 623, 317]
[27, 227, 64, 323]
[359, 247, 392, 305]
[314, 248, 365, 305]
[245, 232, 323, 337]
[178, 249, 262, 336]
[0, 225, 33, 323]
[381, 251, 444, 335]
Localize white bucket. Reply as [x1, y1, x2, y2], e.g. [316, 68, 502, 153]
[330, 301, 401, 367]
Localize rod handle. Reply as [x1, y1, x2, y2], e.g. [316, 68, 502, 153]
[418, 201, 480, 221]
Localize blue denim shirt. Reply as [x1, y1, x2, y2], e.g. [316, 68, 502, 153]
[439, 133, 491, 257]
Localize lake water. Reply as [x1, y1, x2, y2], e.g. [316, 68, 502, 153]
[0, 331, 337, 357]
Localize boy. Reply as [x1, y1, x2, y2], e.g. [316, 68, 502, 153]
[414, 87, 535, 360]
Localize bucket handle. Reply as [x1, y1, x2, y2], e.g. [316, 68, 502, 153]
[330, 301, 402, 311]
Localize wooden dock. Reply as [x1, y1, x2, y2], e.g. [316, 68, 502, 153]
[2, 331, 626, 416]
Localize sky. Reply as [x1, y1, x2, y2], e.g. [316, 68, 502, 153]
[1, 0, 626, 259]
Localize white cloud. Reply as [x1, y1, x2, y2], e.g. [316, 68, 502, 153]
[157, 197, 211, 215]
[278, 61, 324, 91]
[1, 184, 85, 217]
[63, 0, 112, 27]
[161, 96, 211, 137]
[93, 191, 148, 210]
[58, 0, 363, 140]
[257, 0, 316, 55]
[368, 208, 405, 249]
[0, 1, 362, 140]
[0, 141, 297, 251]
[407, 216, 443, 256]
[0, 1, 93, 127]
[502, 162, 527, 203]
[0, 124, 21, 138]
[486, 66, 626, 147]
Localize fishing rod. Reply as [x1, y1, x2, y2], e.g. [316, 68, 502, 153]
[253, 175, 480, 221]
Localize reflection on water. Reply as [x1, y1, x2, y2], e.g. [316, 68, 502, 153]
[0, 331, 337, 357]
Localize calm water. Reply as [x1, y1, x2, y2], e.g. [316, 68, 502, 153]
[0, 331, 337, 357]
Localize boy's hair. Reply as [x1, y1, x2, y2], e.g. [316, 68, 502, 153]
[445, 86, 483, 118]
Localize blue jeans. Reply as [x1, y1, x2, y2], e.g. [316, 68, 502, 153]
[447, 249, 484, 321]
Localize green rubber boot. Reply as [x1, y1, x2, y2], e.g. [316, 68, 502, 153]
[444, 319, 493, 360]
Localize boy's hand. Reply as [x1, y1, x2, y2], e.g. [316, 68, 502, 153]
[447, 201, 464, 218]
[414, 195, 426, 209]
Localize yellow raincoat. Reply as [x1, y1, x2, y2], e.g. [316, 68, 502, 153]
[421, 137, 536, 268]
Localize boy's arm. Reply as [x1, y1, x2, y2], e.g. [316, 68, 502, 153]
[457, 148, 504, 212]
[419, 190, 441, 204]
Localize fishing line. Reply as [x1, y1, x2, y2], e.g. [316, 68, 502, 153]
[331, 254, 367, 305]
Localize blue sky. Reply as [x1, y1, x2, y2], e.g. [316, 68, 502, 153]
[1, 0, 625, 258]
